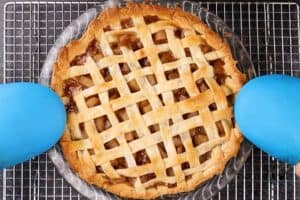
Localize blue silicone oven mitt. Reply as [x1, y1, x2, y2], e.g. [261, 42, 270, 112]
[0, 83, 66, 169]
[235, 74, 300, 165]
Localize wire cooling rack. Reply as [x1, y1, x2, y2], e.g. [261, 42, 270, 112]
[1, 1, 300, 200]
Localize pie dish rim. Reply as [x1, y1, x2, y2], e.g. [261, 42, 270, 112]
[41, 2, 254, 200]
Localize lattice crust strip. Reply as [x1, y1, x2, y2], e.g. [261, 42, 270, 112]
[51, 3, 245, 199]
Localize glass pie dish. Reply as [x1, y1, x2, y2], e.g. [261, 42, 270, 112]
[40, 1, 255, 199]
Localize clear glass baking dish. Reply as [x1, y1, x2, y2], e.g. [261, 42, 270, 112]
[40, 1, 255, 199]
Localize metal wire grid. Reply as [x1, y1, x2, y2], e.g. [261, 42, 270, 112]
[1, 1, 300, 199]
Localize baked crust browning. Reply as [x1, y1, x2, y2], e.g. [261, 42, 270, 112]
[51, 3, 246, 199]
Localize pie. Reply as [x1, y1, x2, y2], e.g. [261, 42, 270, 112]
[51, 3, 246, 199]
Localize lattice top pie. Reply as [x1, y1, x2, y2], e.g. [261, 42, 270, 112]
[51, 3, 246, 199]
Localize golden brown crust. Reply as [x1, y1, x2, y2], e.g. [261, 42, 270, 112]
[51, 3, 246, 199]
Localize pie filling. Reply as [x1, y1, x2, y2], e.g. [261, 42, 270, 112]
[64, 28, 228, 186]
[57, 10, 240, 193]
